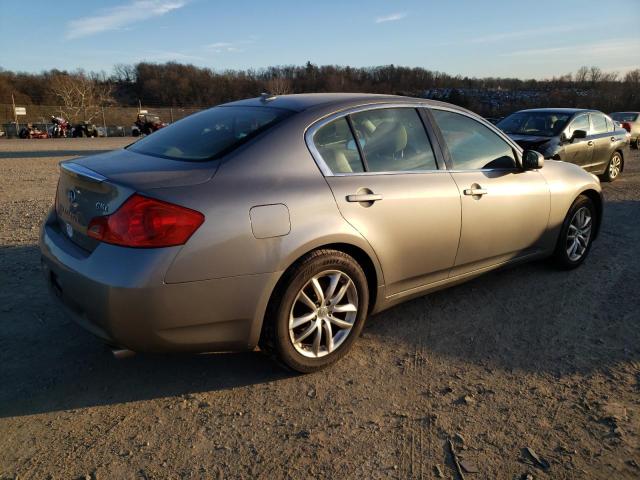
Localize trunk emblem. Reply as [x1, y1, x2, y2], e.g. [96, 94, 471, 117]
[67, 189, 77, 202]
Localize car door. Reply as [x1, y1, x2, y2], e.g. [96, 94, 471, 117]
[562, 113, 593, 168]
[308, 106, 461, 295]
[428, 108, 550, 275]
[588, 112, 615, 172]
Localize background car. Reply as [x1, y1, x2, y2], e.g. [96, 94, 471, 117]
[610, 111, 640, 149]
[72, 121, 99, 138]
[497, 108, 628, 181]
[40, 94, 602, 373]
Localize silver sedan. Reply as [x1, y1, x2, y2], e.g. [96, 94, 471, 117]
[40, 94, 602, 372]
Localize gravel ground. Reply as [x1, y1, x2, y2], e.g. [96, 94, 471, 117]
[0, 140, 638, 479]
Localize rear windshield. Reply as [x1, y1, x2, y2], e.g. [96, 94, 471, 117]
[610, 112, 638, 122]
[128, 106, 292, 161]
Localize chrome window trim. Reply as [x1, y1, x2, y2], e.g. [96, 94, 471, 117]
[304, 102, 441, 177]
[60, 161, 106, 183]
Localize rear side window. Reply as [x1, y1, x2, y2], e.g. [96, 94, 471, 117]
[605, 116, 615, 132]
[590, 113, 608, 135]
[128, 106, 292, 161]
[349, 108, 437, 172]
[313, 118, 365, 174]
[431, 110, 516, 170]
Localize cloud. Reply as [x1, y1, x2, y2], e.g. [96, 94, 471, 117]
[205, 40, 253, 54]
[143, 50, 204, 62]
[500, 39, 638, 57]
[66, 0, 186, 39]
[375, 12, 406, 24]
[470, 25, 581, 44]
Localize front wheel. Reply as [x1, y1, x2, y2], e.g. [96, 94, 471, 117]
[260, 249, 369, 373]
[552, 195, 597, 269]
[602, 152, 622, 182]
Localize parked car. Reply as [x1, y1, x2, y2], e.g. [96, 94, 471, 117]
[72, 121, 99, 138]
[497, 108, 629, 181]
[40, 94, 602, 372]
[610, 112, 639, 149]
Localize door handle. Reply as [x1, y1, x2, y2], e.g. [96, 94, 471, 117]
[611, 136, 616, 142]
[463, 187, 488, 196]
[346, 193, 383, 203]
[587, 140, 594, 147]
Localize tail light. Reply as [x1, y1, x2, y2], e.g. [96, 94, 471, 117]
[87, 194, 204, 248]
[621, 122, 631, 133]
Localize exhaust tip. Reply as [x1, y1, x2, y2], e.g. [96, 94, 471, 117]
[111, 348, 136, 359]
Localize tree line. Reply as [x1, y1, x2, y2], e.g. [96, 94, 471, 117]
[1, 62, 638, 122]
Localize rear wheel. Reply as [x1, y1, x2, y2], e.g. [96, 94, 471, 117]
[552, 195, 596, 269]
[260, 249, 369, 373]
[633, 138, 640, 150]
[602, 152, 622, 182]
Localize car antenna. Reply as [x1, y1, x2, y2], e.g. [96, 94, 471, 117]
[260, 92, 277, 102]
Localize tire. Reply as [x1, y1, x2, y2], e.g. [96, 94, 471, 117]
[602, 151, 622, 182]
[633, 138, 640, 150]
[552, 195, 597, 269]
[260, 249, 369, 373]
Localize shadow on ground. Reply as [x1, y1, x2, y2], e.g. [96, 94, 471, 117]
[1, 200, 638, 418]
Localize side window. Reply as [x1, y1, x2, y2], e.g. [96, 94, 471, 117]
[431, 110, 516, 170]
[313, 118, 364, 174]
[349, 108, 437, 172]
[605, 116, 615, 133]
[591, 113, 607, 135]
[567, 114, 590, 137]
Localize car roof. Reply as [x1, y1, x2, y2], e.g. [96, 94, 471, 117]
[222, 93, 451, 112]
[515, 108, 596, 115]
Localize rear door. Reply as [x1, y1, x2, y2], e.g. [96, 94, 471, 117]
[588, 112, 615, 172]
[428, 108, 550, 274]
[308, 106, 462, 295]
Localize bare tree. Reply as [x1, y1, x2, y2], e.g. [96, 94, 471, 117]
[265, 76, 292, 95]
[49, 72, 113, 123]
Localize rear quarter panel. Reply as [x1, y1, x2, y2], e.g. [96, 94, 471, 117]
[154, 111, 384, 286]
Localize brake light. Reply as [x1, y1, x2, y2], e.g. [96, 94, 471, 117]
[621, 122, 631, 133]
[87, 194, 204, 248]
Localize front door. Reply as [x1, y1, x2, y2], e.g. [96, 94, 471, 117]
[429, 108, 550, 274]
[563, 113, 593, 168]
[310, 107, 462, 295]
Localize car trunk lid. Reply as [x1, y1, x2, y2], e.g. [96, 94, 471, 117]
[55, 149, 219, 252]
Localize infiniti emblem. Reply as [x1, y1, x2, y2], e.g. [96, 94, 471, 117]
[67, 189, 76, 202]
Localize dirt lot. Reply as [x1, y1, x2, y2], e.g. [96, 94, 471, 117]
[0, 139, 638, 479]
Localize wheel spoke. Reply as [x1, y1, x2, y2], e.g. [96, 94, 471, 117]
[291, 311, 316, 329]
[322, 319, 334, 353]
[298, 291, 316, 310]
[311, 278, 324, 305]
[328, 315, 353, 329]
[333, 303, 357, 313]
[329, 281, 350, 307]
[295, 322, 317, 343]
[312, 324, 322, 356]
[324, 273, 341, 306]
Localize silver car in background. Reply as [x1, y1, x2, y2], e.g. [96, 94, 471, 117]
[40, 94, 602, 372]
[610, 112, 640, 149]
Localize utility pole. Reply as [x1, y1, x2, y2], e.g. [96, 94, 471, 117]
[138, 99, 142, 113]
[11, 93, 18, 135]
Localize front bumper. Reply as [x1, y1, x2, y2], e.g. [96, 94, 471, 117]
[39, 209, 279, 353]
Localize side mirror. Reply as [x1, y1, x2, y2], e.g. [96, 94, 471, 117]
[571, 129, 587, 141]
[522, 150, 544, 170]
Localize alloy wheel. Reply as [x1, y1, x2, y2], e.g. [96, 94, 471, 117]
[566, 206, 592, 261]
[609, 154, 621, 179]
[288, 270, 359, 358]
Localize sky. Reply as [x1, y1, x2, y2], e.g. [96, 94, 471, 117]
[0, 0, 639, 79]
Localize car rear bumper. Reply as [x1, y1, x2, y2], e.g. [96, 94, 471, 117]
[39, 209, 279, 353]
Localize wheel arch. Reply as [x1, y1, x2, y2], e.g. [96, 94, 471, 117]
[579, 188, 603, 240]
[254, 241, 383, 349]
[615, 149, 625, 172]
